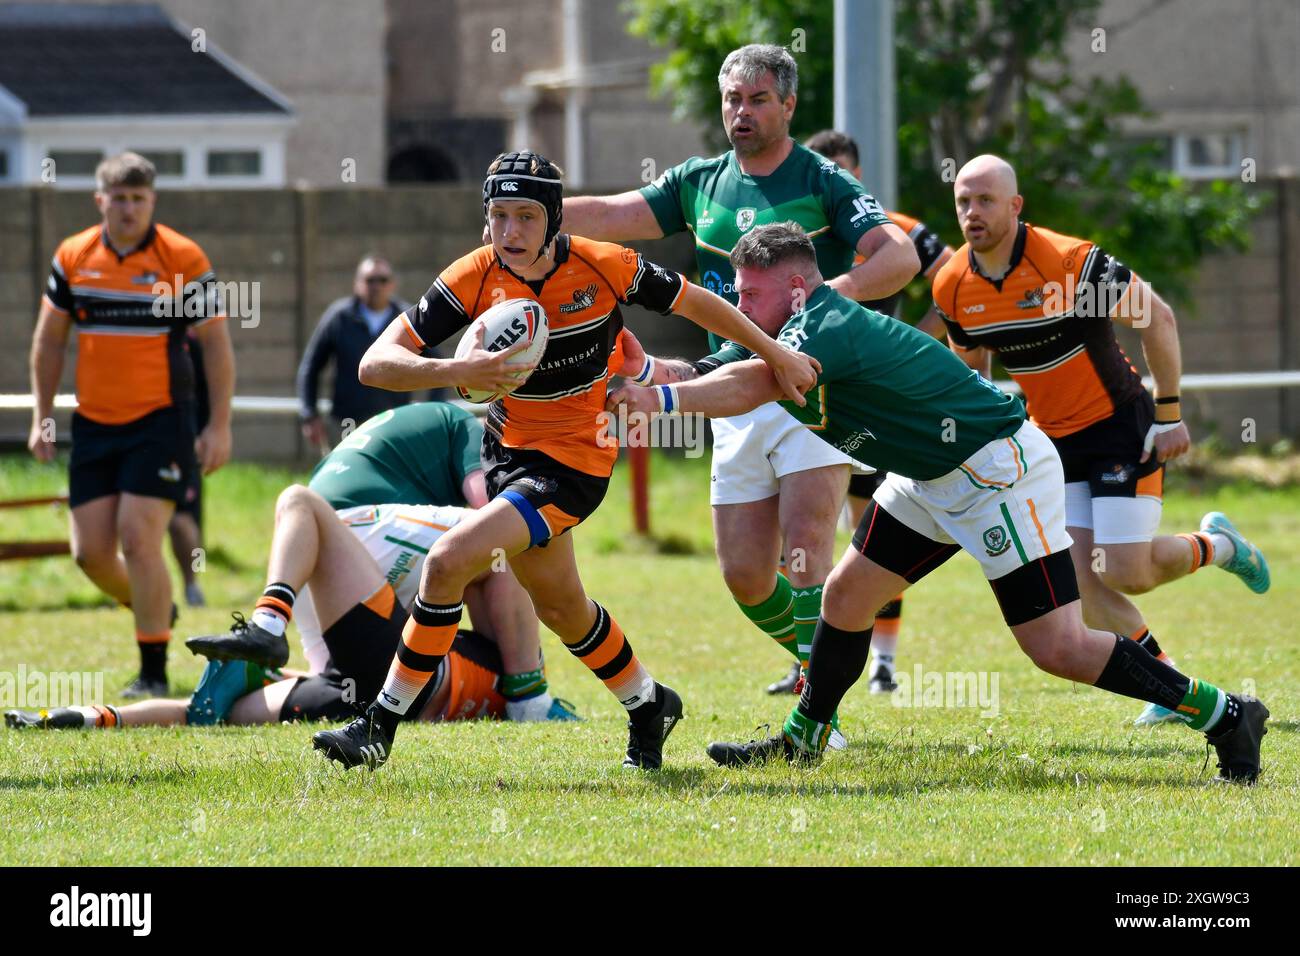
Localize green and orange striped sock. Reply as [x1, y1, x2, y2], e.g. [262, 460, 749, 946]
[737, 574, 798, 662]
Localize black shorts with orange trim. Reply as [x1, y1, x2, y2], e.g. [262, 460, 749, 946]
[481, 432, 609, 548]
[1050, 393, 1163, 500]
[69, 404, 197, 508]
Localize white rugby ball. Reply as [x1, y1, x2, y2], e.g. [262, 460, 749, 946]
[453, 297, 549, 403]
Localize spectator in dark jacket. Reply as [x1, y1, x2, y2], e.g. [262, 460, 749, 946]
[297, 254, 421, 453]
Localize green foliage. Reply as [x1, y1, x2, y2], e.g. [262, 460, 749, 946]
[628, 0, 1265, 312]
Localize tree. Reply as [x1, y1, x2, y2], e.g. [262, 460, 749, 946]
[627, 0, 1264, 312]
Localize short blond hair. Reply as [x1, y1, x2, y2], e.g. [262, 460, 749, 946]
[95, 151, 156, 192]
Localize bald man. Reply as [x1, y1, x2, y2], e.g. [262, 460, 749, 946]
[932, 154, 1271, 725]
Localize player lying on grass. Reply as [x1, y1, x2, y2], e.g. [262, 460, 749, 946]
[293, 400, 575, 721]
[7, 484, 555, 730]
[222, 150, 817, 772]
[610, 221, 1269, 784]
[189, 399, 578, 721]
[935, 155, 1270, 727]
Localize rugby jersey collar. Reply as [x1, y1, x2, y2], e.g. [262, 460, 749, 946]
[99, 222, 157, 262]
[727, 137, 798, 182]
[967, 220, 1026, 292]
[496, 234, 571, 294]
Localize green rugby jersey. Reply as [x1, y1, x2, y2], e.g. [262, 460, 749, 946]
[775, 285, 1026, 481]
[640, 142, 890, 357]
[308, 402, 484, 510]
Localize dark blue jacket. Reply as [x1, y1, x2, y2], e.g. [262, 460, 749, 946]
[296, 295, 443, 425]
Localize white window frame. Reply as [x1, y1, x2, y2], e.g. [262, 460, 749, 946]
[1172, 130, 1246, 180]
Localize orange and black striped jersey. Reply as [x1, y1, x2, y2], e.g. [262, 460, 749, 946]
[44, 223, 223, 426]
[885, 211, 951, 279]
[402, 235, 686, 476]
[859, 211, 952, 316]
[932, 222, 1146, 438]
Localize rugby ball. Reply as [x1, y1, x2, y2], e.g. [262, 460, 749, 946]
[453, 298, 549, 403]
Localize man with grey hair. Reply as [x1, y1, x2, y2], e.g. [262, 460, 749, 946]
[609, 220, 1270, 784]
[563, 45, 919, 729]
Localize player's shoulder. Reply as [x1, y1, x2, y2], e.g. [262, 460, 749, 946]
[932, 244, 974, 302]
[887, 210, 922, 234]
[805, 285, 864, 333]
[153, 222, 211, 262]
[567, 234, 641, 273]
[668, 152, 730, 179]
[794, 144, 864, 191]
[1024, 222, 1094, 267]
[440, 244, 497, 283]
[54, 224, 103, 265]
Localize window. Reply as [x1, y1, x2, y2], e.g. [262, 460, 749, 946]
[1176, 131, 1245, 180]
[47, 150, 103, 177]
[207, 149, 261, 177]
[132, 149, 185, 176]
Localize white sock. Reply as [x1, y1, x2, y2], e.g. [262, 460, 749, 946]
[506, 692, 555, 723]
[251, 608, 287, 637]
[1208, 532, 1235, 566]
[72, 706, 100, 727]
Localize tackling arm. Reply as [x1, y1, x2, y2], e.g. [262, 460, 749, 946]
[562, 192, 665, 241]
[608, 359, 785, 420]
[670, 283, 817, 404]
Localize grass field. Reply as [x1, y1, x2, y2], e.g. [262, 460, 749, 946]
[1, 452, 1297, 866]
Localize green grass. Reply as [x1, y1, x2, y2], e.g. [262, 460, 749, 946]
[1, 452, 1297, 865]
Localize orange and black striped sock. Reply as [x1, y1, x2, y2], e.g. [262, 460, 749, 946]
[90, 704, 121, 728]
[376, 596, 461, 720]
[563, 603, 655, 711]
[251, 582, 296, 636]
[136, 629, 170, 682]
[1177, 532, 1215, 574]
[1127, 625, 1170, 662]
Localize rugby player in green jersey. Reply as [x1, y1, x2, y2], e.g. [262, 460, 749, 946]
[611, 222, 1269, 783]
[186, 402, 578, 722]
[564, 45, 919, 739]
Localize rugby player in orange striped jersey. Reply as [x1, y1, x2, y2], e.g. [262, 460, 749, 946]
[934, 155, 1271, 725]
[27, 152, 235, 699]
[306, 151, 818, 772]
